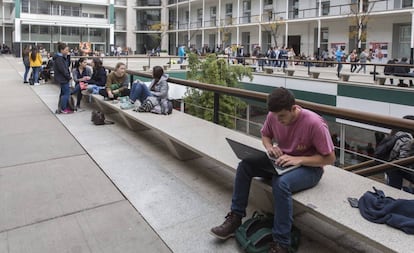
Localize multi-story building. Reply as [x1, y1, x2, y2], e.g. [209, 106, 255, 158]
[3, 0, 414, 60]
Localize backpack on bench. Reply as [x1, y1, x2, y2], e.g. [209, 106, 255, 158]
[235, 211, 301, 253]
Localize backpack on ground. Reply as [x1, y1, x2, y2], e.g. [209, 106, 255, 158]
[374, 134, 410, 161]
[235, 211, 301, 253]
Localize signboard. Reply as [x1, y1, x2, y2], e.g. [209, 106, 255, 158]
[369, 42, 388, 63]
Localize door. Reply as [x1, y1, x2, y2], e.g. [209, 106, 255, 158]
[288, 35, 300, 55]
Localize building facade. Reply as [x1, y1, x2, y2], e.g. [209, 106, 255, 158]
[3, 0, 414, 60]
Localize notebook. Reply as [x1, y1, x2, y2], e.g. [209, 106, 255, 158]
[226, 138, 300, 175]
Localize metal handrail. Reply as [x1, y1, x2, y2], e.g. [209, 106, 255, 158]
[104, 64, 414, 133]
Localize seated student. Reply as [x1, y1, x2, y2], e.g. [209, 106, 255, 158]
[384, 115, 414, 193]
[393, 57, 413, 87]
[99, 62, 130, 99]
[127, 65, 169, 105]
[210, 87, 335, 253]
[86, 58, 107, 94]
[70, 57, 91, 110]
[383, 59, 396, 85]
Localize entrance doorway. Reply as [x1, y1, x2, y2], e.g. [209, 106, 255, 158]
[288, 35, 301, 55]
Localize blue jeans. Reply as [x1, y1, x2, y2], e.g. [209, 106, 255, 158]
[59, 82, 70, 110]
[337, 62, 342, 76]
[32, 66, 41, 83]
[24, 65, 30, 82]
[129, 81, 151, 103]
[231, 159, 323, 247]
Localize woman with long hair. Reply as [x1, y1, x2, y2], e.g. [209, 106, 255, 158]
[29, 46, 42, 85]
[22, 45, 31, 83]
[71, 57, 91, 110]
[53, 42, 73, 114]
[86, 58, 107, 94]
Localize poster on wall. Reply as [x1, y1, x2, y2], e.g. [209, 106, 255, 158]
[330, 43, 346, 55]
[80, 42, 91, 54]
[369, 42, 388, 63]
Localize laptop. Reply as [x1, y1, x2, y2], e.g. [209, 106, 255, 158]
[226, 138, 300, 175]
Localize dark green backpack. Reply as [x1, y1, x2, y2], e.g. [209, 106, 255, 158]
[235, 211, 301, 253]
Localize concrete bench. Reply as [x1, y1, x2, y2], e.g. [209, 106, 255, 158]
[143, 65, 150, 71]
[284, 68, 295, 76]
[375, 74, 414, 86]
[308, 71, 320, 79]
[163, 64, 170, 71]
[180, 64, 188, 70]
[263, 67, 274, 74]
[89, 94, 413, 253]
[340, 72, 351, 81]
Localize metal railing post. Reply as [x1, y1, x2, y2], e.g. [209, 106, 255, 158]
[213, 92, 219, 124]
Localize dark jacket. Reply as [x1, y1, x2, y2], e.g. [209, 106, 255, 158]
[393, 60, 410, 75]
[53, 53, 71, 84]
[384, 60, 395, 75]
[88, 66, 107, 86]
[358, 187, 414, 234]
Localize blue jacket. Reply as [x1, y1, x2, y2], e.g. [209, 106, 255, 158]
[358, 187, 414, 234]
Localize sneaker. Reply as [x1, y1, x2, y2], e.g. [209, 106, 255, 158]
[120, 100, 135, 110]
[268, 242, 288, 253]
[61, 108, 74, 114]
[34, 82, 40, 86]
[23, 81, 28, 84]
[76, 106, 85, 112]
[210, 212, 242, 240]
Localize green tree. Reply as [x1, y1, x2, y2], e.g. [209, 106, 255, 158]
[184, 53, 253, 128]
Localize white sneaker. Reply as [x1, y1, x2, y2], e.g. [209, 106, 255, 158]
[34, 82, 40, 86]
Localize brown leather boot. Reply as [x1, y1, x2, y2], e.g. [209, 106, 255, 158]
[268, 242, 288, 253]
[210, 212, 242, 240]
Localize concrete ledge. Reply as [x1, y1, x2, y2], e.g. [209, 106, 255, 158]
[180, 64, 188, 70]
[309, 71, 320, 78]
[89, 93, 413, 253]
[340, 72, 351, 81]
[143, 66, 150, 71]
[285, 68, 295, 76]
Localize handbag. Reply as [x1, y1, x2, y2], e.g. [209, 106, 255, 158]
[79, 81, 88, 90]
[91, 110, 114, 125]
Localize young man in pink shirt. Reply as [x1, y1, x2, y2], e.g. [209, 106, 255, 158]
[210, 87, 336, 253]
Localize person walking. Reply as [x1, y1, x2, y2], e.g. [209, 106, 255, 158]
[29, 46, 43, 85]
[336, 47, 345, 77]
[210, 87, 335, 253]
[356, 48, 369, 74]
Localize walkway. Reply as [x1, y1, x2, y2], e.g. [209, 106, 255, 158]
[1, 54, 384, 253]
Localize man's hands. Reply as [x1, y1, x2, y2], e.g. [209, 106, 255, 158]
[266, 145, 282, 158]
[275, 154, 302, 167]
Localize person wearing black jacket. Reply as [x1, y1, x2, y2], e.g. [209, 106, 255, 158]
[393, 57, 413, 87]
[53, 42, 73, 114]
[383, 59, 396, 85]
[88, 58, 107, 86]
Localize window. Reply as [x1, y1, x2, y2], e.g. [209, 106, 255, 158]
[402, 0, 412, 8]
[210, 6, 216, 17]
[264, 0, 273, 5]
[22, 0, 29, 13]
[226, 3, 232, 15]
[243, 1, 251, 13]
[317, 1, 330, 16]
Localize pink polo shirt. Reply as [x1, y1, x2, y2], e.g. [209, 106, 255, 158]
[260, 107, 334, 157]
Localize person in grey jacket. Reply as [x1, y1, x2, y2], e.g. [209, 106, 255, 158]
[128, 65, 169, 105]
